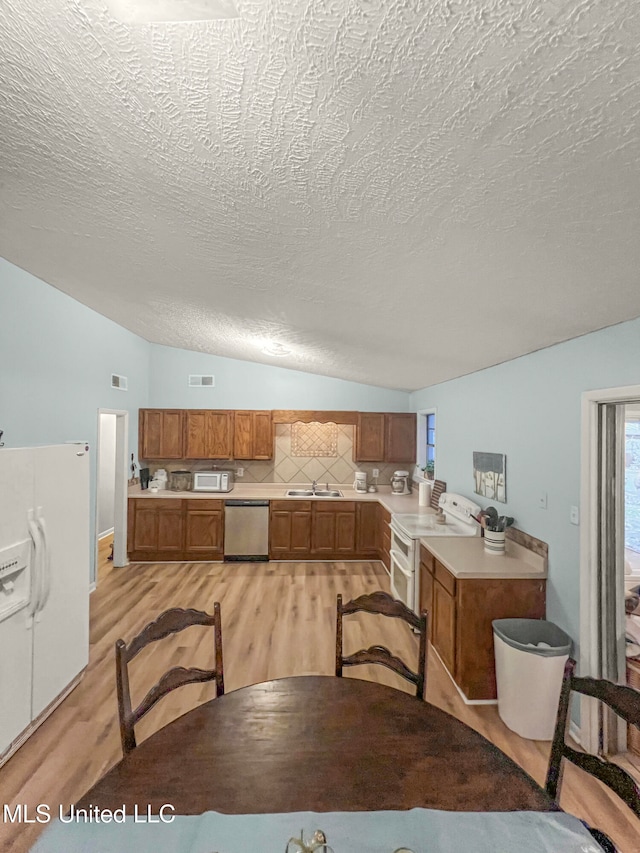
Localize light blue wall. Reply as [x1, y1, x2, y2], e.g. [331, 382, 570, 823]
[149, 345, 410, 411]
[410, 316, 640, 652]
[1, 259, 151, 580]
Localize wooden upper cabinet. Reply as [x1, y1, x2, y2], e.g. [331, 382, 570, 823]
[385, 413, 417, 463]
[354, 412, 416, 463]
[184, 410, 233, 459]
[233, 411, 273, 460]
[139, 409, 184, 459]
[355, 413, 386, 461]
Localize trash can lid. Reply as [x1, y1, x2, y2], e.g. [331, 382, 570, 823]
[492, 618, 572, 657]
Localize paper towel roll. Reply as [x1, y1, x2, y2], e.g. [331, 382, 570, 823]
[419, 481, 432, 507]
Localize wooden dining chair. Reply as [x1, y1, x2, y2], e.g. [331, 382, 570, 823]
[336, 590, 428, 699]
[115, 604, 224, 755]
[545, 658, 640, 852]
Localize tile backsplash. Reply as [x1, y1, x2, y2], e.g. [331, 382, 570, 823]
[148, 424, 400, 487]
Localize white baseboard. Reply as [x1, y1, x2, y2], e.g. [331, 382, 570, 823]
[98, 527, 114, 540]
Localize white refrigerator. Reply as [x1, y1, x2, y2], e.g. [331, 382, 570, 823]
[0, 444, 90, 764]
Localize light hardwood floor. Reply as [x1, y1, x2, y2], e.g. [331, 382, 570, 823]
[1, 555, 639, 853]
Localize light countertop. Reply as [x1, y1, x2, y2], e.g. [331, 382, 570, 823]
[420, 536, 547, 580]
[127, 483, 429, 516]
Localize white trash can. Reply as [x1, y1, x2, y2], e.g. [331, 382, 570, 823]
[493, 619, 572, 741]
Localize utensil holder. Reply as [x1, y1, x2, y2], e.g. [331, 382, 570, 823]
[484, 529, 506, 555]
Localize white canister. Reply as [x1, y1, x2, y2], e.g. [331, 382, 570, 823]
[418, 481, 432, 507]
[484, 529, 506, 555]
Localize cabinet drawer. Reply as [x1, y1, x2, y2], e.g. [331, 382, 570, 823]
[187, 499, 223, 511]
[314, 501, 356, 512]
[419, 545, 435, 573]
[271, 500, 312, 511]
[434, 559, 456, 596]
[145, 498, 183, 511]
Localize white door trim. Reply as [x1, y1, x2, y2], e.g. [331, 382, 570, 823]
[580, 383, 640, 753]
[95, 408, 129, 579]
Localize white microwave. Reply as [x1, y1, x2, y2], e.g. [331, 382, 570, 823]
[192, 471, 234, 493]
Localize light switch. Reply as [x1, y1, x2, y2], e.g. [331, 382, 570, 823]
[570, 505, 580, 525]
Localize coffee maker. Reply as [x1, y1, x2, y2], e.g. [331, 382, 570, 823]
[391, 470, 411, 495]
[353, 471, 367, 493]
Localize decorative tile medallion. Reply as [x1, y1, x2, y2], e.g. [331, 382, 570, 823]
[291, 421, 338, 457]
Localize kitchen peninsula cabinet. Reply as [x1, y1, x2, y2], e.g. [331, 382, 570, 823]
[184, 410, 233, 459]
[269, 501, 312, 559]
[233, 411, 273, 460]
[139, 409, 184, 459]
[354, 413, 416, 463]
[418, 543, 546, 701]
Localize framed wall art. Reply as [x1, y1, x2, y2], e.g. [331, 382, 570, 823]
[473, 451, 506, 503]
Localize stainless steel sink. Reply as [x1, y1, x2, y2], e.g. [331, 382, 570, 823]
[285, 489, 343, 498]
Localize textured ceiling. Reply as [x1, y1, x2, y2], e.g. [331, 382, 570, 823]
[1, 0, 640, 392]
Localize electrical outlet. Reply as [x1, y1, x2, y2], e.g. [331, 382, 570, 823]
[570, 505, 579, 525]
[372, 468, 379, 479]
[236, 467, 244, 477]
[538, 492, 547, 509]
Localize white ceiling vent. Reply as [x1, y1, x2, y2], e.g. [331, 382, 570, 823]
[111, 374, 128, 391]
[189, 374, 215, 387]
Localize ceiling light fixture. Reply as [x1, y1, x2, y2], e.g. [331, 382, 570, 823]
[261, 342, 291, 358]
[104, 0, 239, 24]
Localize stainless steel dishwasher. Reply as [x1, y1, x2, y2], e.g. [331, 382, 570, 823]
[224, 500, 270, 562]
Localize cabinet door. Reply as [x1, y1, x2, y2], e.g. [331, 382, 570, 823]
[419, 563, 434, 642]
[185, 411, 233, 459]
[185, 501, 224, 558]
[131, 502, 161, 553]
[290, 511, 312, 554]
[233, 411, 253, 459]
[335, 511, 356, 554]
[355, 413, 385, 462]
[252, 411, 273, 459]
[385, 413, 416, 463]
[156, 502, 185, 554]
[269, 510, 293, 556]
[432, 578, 456, 674]
[233, 411, 273, 460]
[140, 410, 184, 459]
[356, 502, 379, 554]
[312, 509, 336, 554]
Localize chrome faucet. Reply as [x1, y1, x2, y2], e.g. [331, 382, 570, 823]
[311, 480, 318, 493]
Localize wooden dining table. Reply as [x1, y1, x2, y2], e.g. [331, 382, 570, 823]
[77, 675, 556, 815]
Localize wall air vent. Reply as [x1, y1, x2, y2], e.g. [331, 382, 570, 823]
[111, 374, 128, 391]
[189, 375, 215, 387]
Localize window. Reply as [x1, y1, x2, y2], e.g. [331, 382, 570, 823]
[417, 409, 436, 479]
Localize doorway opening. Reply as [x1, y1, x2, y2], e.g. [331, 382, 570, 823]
[580, 385, 640, 781]
[95, 408, 129, 586]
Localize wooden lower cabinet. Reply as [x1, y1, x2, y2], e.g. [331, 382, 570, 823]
[128, 498, 223, 562]
[184, 500, 224, 560]
[356, 502, 379, 557]
[419, 544, 546, 701]
[269, 501, 313, 559]
[379, 506, 392, 572]
[270, 500, 385, 561]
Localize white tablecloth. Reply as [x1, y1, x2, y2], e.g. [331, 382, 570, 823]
[30, 808, 604, 852]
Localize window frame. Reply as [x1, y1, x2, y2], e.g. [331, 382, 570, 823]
[416, 408, 437, 480]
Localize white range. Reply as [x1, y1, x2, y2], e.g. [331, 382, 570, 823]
[389, 493, 481, 613]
